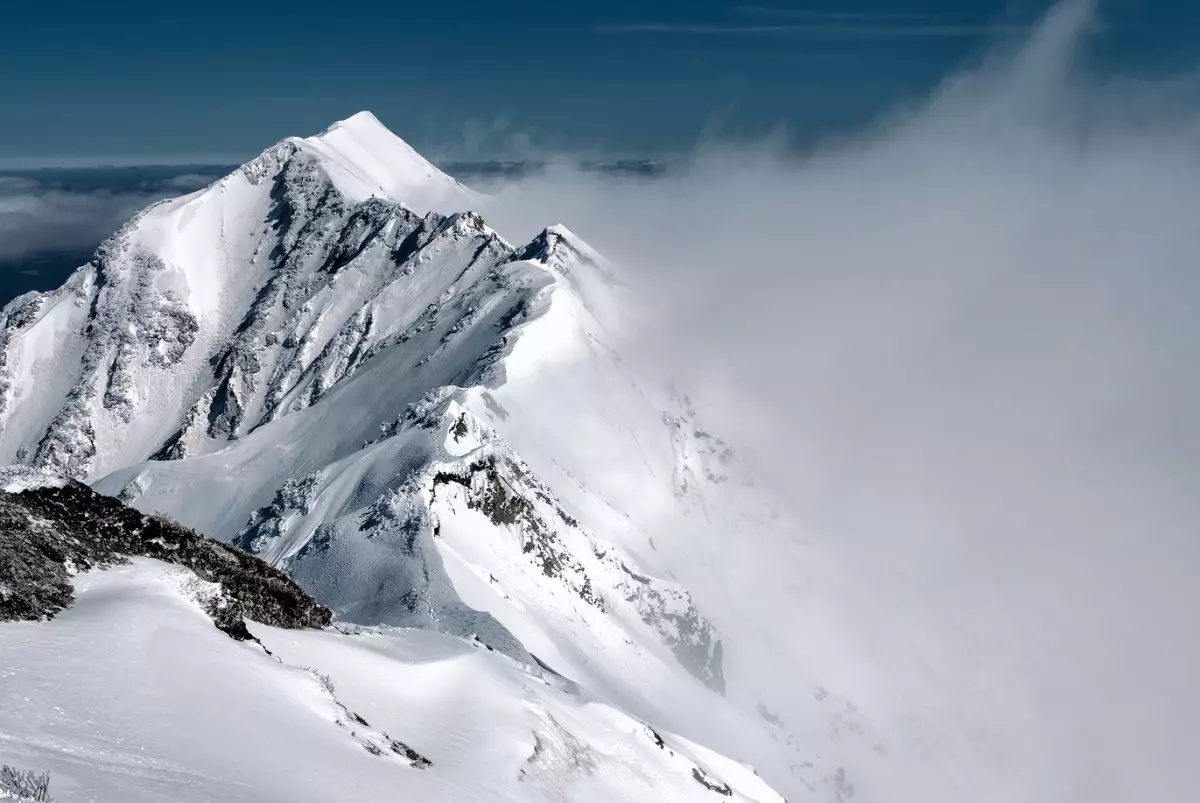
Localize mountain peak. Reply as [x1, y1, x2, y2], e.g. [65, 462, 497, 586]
[320, 109, 390, 138]
[294, 110, 470, 209]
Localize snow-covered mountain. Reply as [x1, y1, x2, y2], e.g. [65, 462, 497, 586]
[0, 474, 778, 803]
[0, 112, 891, 802]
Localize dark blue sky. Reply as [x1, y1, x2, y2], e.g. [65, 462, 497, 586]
[0, 0, 1193, 163]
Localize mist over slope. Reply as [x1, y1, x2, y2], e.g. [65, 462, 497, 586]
[470, 3, 1200, 802]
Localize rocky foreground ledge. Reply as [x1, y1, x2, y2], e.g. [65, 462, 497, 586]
[0, 468, 330, 638]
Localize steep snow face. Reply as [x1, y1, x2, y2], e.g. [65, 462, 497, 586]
[294, 111, 472, 209]
[0, 560, 783, 803]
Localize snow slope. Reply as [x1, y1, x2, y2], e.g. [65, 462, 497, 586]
[297, 110, 474, 208]
[0, 559, 781, 803]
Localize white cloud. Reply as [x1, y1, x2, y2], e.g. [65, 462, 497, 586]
[0, 173, 220, 262]
[475, 2, 1200, 800]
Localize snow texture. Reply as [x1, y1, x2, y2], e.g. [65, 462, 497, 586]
[0, 560, 782, 803]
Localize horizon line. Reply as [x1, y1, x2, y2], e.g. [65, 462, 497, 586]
[0, 153, 688, 173]
[0, 154, 252, 171]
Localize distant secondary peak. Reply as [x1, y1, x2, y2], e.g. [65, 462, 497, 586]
[513, 225, 604, 273]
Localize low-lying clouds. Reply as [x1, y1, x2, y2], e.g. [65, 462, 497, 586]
[0, 177, 134, 262]
[0, 168, 226, 304]
[475, 2, 1200, 801]
[0, 169, 224, 263]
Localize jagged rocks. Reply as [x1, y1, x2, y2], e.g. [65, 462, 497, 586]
[0, 474, 330, 637]
[0, 765, 54, 803]
[663, 392, 737, 500]
[30, 392, 97, 481]
[692, 767, 733, 796]
[431, 455, 603, 610]
[304, 664, 434, 770]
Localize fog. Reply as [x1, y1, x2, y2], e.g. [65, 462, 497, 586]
[0, 171, 221, 262]
[474, 2, 1199, 801]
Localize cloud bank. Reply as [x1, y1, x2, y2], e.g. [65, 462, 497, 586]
[474, 2, 1200, 801]
[0, 170, 223, 262]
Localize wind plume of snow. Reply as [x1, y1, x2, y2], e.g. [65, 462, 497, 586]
[469, 3, 1200, 802]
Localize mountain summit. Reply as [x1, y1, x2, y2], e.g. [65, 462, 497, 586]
[293, 110, 471, 205]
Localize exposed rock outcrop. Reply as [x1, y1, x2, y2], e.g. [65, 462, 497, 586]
[0, 470, 331, 639]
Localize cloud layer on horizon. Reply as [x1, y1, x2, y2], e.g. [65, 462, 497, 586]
[0, 171, 223, 266]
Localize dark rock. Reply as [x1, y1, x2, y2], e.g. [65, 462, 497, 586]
[692, 767, 733, 796]
[431, 456, 604, 609]
[0, 479, 331, 639]
[389, 738, 433, 769]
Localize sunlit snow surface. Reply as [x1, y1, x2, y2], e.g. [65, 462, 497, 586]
[0, 560, 780, 803]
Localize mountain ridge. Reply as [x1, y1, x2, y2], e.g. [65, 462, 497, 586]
[0, 107, 735, 695]
[0, 112, 873, 803]
[0, 467, 330, 638]
[0, 115, 586, 479]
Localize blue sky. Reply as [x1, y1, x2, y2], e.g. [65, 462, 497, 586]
[0, 0, 1194, 163]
